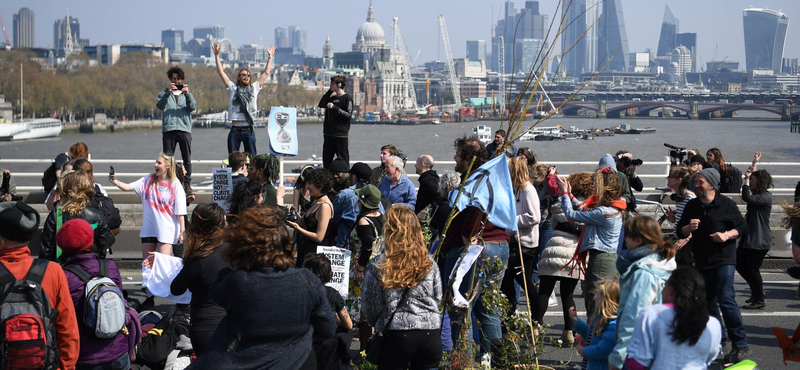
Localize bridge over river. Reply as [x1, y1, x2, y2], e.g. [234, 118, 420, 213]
[557, 100, 800, 120]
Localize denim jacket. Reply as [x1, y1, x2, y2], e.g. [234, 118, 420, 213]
[560, 195, 622, 253]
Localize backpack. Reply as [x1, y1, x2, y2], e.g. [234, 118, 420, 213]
[135, 306, 190, 370]
[0, 259, 59, 370]
[42, 163, 58, 192]
[62, 259, 126, 339]
[721, 164, 743, 193]
[92, 184, 122, 231]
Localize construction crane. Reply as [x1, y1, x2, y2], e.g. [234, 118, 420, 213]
[498, 36, 506, 115]
[391, 17, 422, 114]
[0, 8, 10, 46]
[438, 14, 461, 111]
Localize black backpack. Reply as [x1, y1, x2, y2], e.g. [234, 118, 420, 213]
[0, 259, 59, 370]
[92, 185, 121, 230]
[721, 164, 743, 193]
[135, 306, 190, 370]
[42, 163, 58, 192]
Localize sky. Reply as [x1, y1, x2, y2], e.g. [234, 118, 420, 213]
[4, 0, 800, 70]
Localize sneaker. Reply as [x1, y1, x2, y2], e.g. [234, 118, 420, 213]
[741, 301, 765, 310]
[548, 292, 558, 307]
[480, 353, 491, 370]
[717, 342, 730, 361]
[723, 346, 750, 365]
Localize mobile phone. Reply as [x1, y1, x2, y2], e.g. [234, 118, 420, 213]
[110, 166, 115, 176]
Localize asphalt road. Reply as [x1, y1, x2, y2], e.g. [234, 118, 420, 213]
[121, 268, 800, 370]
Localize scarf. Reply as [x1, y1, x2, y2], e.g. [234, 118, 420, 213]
[561, 194, 627, 277]
[234, 84, 256, 128]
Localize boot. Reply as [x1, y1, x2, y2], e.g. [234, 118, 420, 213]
[489, 339, 506, 369]
[742, 300, 765, 310]
[561, 330, 575, 345]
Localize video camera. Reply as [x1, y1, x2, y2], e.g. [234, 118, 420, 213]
[664, 143, 688, 167]
[621, 157, 643, 167]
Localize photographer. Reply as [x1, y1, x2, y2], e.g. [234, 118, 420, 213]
[615, 150, 643, 211]
[157, 66, 197, 184]
[1, 169, 18, 202]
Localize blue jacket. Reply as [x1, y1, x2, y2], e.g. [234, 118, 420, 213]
[156, 89, 197, 132]
[379, 174, 416, 210]
[575, 317, 617, 370]
[560, 195, 623, 253]
[608, 249, 676, 368]
[331, 188, 358, 247]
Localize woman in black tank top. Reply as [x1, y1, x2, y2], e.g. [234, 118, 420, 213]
[287, 169, 334, 266]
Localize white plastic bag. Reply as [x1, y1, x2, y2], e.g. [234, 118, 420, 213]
[142, 252, 192, 304]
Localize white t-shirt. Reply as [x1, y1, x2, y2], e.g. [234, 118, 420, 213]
[227, 81, 262, 122]
[627, 304, 722, 370]
[132, 174, 187, 244]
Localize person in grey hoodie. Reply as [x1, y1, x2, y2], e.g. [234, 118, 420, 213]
[157, 66, 197, 182]
[599, 153, 634, 207]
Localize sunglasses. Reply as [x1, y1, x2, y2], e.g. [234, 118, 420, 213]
[239, 73, 250, 77]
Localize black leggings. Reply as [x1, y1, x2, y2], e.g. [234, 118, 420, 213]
[736, 248, 769, 301]
[535, 276, 579, 331]
[190, 328, 215, 355]
[500, 249, 539, 317]
[378, 329, 441, 370]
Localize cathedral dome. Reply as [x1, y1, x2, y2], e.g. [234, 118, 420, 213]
[354, 1, 386, 51]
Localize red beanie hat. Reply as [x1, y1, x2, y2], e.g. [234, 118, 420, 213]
[56, 218, 94, 254]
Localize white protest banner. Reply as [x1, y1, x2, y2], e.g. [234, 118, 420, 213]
[316, 246, 352, 299]
[267, 106, 298, 156]
[212, 168, 232, 213]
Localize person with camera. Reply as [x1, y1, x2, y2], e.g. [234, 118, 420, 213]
[157, 66, 197, 184]
[319, 75, 353, 169]
[615, 150, 643, 211]
[1, 169, 18, 202]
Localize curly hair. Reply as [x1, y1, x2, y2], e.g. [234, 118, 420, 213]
[184, 203, 226, 259]
[592, 279, 620, 336]
[594, 169, 622, 207]
[378, 206, 433, 289]
[221, 206, 295, 271]
[305, 168, 333, 194]
[509, 156, 530, 192]
[454, 135, 488, 167]
[568, 172, 596, 199]
[229, 180, 262, 216]
[669, 165, 698, 199]
[624, 216, 676, 260]
[167, 66, 185, 80]
[58, 171, 94, 217]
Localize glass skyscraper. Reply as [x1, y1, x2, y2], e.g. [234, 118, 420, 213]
[597, 0, 629, 71]
[657, 4, 678, 57]
[743, 8, 789, 73]
[561, 0, 600, 76]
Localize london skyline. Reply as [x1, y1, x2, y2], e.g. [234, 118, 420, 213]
[4, 0, 799, 69]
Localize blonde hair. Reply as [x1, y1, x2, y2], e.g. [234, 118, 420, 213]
[155, 153, 177, 184]
[592, 279, 620, 336]
[782, 201, 800, 229]
[378, 206, 433, 289]
[624, 216, 676, 260]
[509, 156, 530, 192]
[58, 171, 94, 217]
[669, 165, 698, 198]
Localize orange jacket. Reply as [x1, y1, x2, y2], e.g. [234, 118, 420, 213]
[0, 246, 79, 370]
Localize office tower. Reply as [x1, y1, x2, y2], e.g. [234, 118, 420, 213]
[161, 29, 183, 53]
[670, 45, 691, 76]
[676, 32, 697, 72]
[561, 0, 600, 76]
[193, 25, 224, 40]
[494, 1, 549, 73]
[657, 4, 678, 57]
[743, 8, 789, 73]
[288, 26, 297, 48]
[12, 8, 35, 48]
[515, 39, 546, 73]
[466, 40, 486, 61]
[275, 27, 288, 48]
[293, 28, 307, 53]
[53, 16, 80, 49]
[597, 0, 630, 71]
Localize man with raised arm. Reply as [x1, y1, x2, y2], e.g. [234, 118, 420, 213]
[212, 42, 277, 156]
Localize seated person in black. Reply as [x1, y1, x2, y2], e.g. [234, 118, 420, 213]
[303, 253, 353, 369]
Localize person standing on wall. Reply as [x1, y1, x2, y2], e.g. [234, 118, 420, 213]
[319, 75, 353, 168]
[213, 42, 277, 156]
[157, 66, 197, 184]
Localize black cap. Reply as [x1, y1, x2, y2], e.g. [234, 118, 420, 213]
[329, 158, 350, 173]
[0, 202, 41, 243]
[348, 162, 372, 181]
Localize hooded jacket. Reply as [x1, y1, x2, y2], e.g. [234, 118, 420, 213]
[574, 317, 618, 370]
[608, 249, 676, 368]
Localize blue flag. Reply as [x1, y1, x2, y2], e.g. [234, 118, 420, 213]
[449, 154, 517, 231]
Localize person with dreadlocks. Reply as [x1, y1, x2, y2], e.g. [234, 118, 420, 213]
[248, 153, 285, 207]
[213, 41, 276, 156]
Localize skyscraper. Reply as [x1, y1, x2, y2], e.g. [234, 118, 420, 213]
[676, 32, 697, 72]
[466, 40, 486, 61]
[293, 28, 307, 53]
[53, 16, 81, 50]
[656, 4, 678, 57]
[193, 25, 224, 40]
[492, 1, 549, 73]
[597, 0, 630, 71]
[743, 8, 789, 73]
[275, 27, 288, 48]
[161, 29, 183, 53]
[12, 8, 35, 48]
[561, 0, 600, 76]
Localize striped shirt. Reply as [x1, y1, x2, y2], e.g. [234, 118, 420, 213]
[674, 191, 696, 236]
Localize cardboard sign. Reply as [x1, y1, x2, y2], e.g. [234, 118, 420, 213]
[212, 167, 233, 213]
[268, 106, 298, 156]
[316, 246, 352, 299]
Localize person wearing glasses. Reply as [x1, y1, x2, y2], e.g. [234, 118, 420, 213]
[213, 42, 277, 156]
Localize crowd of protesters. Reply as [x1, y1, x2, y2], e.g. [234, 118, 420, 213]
[2, 128, 800, 370]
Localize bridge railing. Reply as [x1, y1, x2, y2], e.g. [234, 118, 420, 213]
[2, 157, 798, 193]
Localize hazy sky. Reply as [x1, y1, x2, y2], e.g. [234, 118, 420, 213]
[4, 0, 799, 69]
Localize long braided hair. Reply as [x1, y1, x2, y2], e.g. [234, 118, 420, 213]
[251, 154, 281, 184]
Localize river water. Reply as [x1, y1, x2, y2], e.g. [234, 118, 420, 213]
[1, 113, 798, 190]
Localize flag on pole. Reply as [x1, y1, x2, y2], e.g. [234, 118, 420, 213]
[449, 154, 517, 231]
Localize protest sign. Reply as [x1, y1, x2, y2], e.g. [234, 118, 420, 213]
[268, 106, 298, 156]
[316, 246, 352, 299]
[212, 167, 232, 213]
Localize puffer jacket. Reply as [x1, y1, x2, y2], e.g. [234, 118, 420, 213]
[39, 206, 115, 261]
[538, 200, 585, 279]
[608, 249, 676, 368]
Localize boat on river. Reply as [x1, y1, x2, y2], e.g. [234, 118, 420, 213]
[473, 125, 493, 144]
[0, 118, 62, 141]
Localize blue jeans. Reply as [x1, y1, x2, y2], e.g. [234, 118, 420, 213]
[700, 265, 748, 348]
[76, 353, 130, 370]
[227, 126, 257, 156]
[444, 241, 510, 353]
